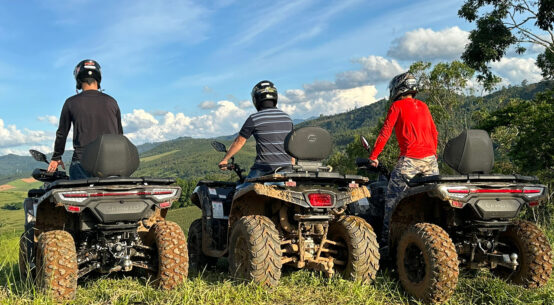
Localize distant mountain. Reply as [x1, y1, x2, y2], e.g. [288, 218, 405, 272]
[0, 81, 550, 182]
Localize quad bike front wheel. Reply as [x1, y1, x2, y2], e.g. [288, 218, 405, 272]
[228, 215, 282, 287]
[152, 221, 189, 289]
[187, 218, 218, 272]
[396, 223, 459, 304]
[327, 215, 380, 282]
[493, 220, 553, 288]
[36, 230, 78, 301]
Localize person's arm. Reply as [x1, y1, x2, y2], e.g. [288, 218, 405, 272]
[219, 117, 253, 170]
[48, 102, 71, 172]
[218, 136, 247, 169]
[369, 104, 400, 164]
[116, 105, 123, 134]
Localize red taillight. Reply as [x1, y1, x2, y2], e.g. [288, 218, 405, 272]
[447, 189, 470, 194]
[471, 189, 523, 193]
[529, 201, 540, 207]
[68, 205, 81, 212]
[62, 190, 174, 198]
[308, 193, 332, 207]
[450, 200, 464, 208]
[285, 180, 297, 187]
[159, 202, 171, 208]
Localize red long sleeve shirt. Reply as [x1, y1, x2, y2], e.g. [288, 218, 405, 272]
[369, 98, 438, 160]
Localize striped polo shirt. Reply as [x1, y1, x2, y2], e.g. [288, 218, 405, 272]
[239, 107, 294, 173]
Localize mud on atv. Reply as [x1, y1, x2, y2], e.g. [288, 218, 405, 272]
[19, 135, 188, 301]
[189, 127, 380, 287]
[353, 129, 552, 303]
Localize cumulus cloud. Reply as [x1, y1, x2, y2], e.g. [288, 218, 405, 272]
[238, 100, 252, 109]
[490, 57, 543, 85]
[122, 109, 159, 133]
[38, 115, 58, 126]
[124, 101, 249, 143]
[198, 100, 217, 109]
[302, 56, 404, 93]
[0, 119, 54, 148]
[387, 26, 469, 61]
[280, 85, 379, 117]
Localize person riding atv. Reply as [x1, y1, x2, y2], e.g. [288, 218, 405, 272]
[189, 127, 380, 286]
[354, 130, 552, 304]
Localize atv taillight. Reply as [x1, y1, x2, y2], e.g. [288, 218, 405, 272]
[445, 187, 469, 199]
[60, 191, 89, 203]
[159, 202, 171, 208]
[523, 187, 544, 199]
[67, 205, 81, 212]
[308, 193, 332, 206]
[529, 201, 540, 207]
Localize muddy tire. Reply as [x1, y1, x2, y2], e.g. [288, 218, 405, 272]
[327, 215, 380, 282]
[493, 220, 553, 288]
[152, 221, 189, 289]
[228, 215, 282, 287]
[35, 230, 78, 301]
[187, 218, 218, 271]
[396, 223, 459, 304]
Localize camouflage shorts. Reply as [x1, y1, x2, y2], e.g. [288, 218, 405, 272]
[381, 156, 438, 242]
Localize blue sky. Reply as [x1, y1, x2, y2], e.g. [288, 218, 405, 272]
[0, 0, 545, 155]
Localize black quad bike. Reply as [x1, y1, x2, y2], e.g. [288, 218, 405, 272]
[189, 127, 380, 286]
[19, 135, 188, 301]
[353, 129, 552, 304]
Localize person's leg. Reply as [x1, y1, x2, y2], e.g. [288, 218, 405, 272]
[420, 155, 439, 176]
[69, 161, 91, 180]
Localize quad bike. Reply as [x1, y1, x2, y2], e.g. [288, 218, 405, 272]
[189, 127, 379, 287]
[18, 134, 188, 301]
[353, 129, 552, 304]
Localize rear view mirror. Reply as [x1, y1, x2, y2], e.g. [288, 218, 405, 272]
[29, 149, 49, 164]
[211, 141, 227, 153]
[360, 136, 371, 152]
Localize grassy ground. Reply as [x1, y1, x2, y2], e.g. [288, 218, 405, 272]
[1, 201, 553, 304]
[140, 150, 180, 163]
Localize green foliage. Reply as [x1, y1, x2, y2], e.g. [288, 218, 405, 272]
[174, 178, 201, 208]
[1, 202, 22, 210]
[459, 0, 554, 86]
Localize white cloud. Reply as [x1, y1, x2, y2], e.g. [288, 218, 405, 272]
[122, 109, 159, 133]
[199, 101, 217, 109]
[124, 101, 250, 143]
[0, 119, 54, 149]
[387, 26, 469, 61]
[37, 115, 58, 126]
[490, 57, 543, 85]
[238, 100, 252, 109]
[281, 85, 378, 117]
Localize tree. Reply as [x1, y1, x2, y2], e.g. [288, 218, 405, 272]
[459, 0, 554, 88]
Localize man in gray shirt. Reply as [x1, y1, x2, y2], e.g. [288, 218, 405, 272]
[47, 59, 123, 180]
[219, 80, 293, 179]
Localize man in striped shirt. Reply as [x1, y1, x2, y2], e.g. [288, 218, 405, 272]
[218, 80, 294, 179]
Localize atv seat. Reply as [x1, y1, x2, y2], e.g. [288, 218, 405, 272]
[81, 134, 140, 178]
[284, 127, 333, 172]
[443, 129, 494, 174]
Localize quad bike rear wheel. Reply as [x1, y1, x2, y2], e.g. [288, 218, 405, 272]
[327, 215, 380, 282]
[152, 221, 189, 289]
[187, 218, 218, 272]
[228, 215, 282, 287]
[493, 220, 552, 288]
[396, 223, 459, 304]
[36, 230, 78, 301]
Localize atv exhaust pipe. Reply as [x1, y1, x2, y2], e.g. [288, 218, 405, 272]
[279, 205, 296, 233]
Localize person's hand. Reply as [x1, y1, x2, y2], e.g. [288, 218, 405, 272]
[47, 160, 65, 173]
[218, 159, 228, 170]
[369, 159, 379, 167]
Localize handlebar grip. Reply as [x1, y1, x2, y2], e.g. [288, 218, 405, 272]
[356, 157, 371, 167]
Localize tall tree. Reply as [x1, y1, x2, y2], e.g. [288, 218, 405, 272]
[459, 0, 554, 88]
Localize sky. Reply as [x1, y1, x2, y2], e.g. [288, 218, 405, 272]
[0, 0, 546, 156]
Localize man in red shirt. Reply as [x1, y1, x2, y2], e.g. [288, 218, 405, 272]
[368, 72, 438, 245]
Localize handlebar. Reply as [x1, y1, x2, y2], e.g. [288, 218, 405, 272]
[355, 157, 390, 178]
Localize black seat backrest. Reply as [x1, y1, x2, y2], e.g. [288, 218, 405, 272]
[81, 134, 139, 178]
[285, 127, 332, 171]
[443, 129, 494, 174]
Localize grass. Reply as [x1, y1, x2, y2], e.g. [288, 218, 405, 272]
[140, 150, 180, 163]
[4, 179, 41, 192]
[1, 189, 553, 304]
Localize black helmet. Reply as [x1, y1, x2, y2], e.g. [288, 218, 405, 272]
[251, 80, 278, 111]
[74, 59, 102, 90]
[388, 72, 417, 101]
